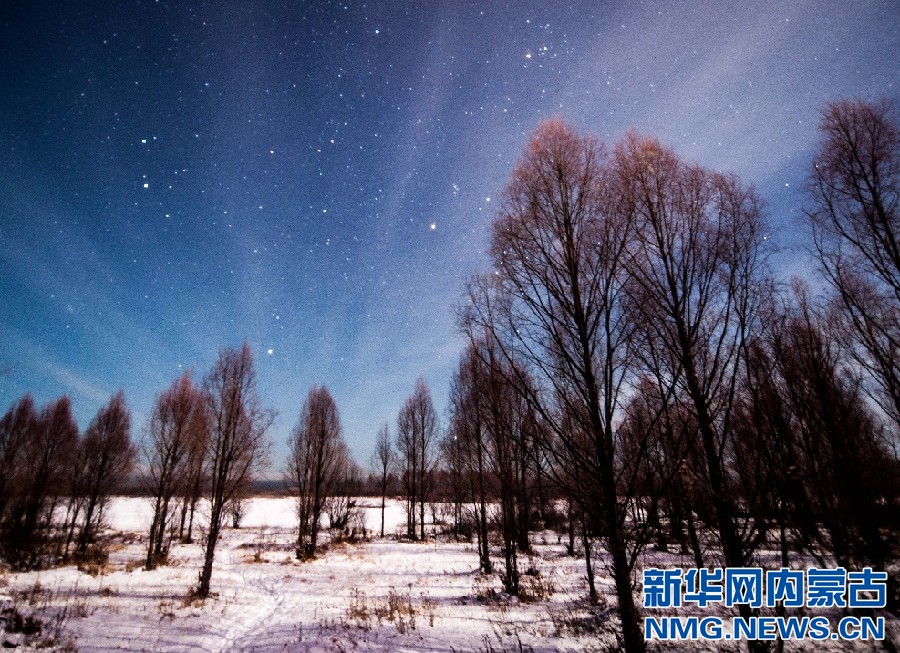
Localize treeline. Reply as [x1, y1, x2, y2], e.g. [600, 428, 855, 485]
[427, 99, 898, 653]
[0, 391, 135, 569]
[0, 343, 273, 602]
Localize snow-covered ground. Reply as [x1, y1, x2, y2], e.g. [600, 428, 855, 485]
[0, 497, 896, 652]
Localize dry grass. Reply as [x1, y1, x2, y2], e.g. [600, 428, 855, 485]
[346, 585, 436, 634]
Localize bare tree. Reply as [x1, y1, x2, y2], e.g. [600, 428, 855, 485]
[372, 423, 393, 538]
[196, 342, 273, 598]
[768, 284, 895, 568]
[287, 385, 345, 559]
[447, 345, 491, 572]
[438, 427, 468, 540]
[615, 131, 770, 652]
[176, 404, 209, 544]
[0, 395, 38, 547]
[480, 339, 533, 595]
[396, 379, 438, 541]
[461, 119, 644, 650]
[2, 396, 77, 567]
[144, 372, 206, 569]
[325, 452, 363, 534]
[70, 391, 135, 557]
[807, 99, 899, 432]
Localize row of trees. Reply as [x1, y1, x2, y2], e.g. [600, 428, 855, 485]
[0, 344, 273, 605]
[443, 341, 544, 595]
[1, 343, 363, 595]
[0, 391, 135, 569]
[284, 380, 439, 559]
[443, 99, 898, 653]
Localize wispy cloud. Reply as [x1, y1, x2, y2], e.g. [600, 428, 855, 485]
[44, 361, 110, 405]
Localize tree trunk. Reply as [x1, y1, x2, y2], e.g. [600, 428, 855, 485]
[686, 505, 704, 569]
[582, 524, 596, 603]
[77, 494, 99, 555]
[419, 494, 426, 540]
[566, 502, 576, 557]
[186, 497, 197, 543]
[196, 503, 222, 598]
[479, 496, 491, 573]
[178, 499, 187, 541]
[516, 455, 531, 554]
[601, 469, 645, 653]
[145, 496, 163, 570]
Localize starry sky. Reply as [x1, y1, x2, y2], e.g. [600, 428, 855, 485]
[1, 1, 897, 469]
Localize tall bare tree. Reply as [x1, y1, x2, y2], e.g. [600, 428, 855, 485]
[615, 131, 770, 652]
[70, 391, 135, 557]
[396, 379, 438, 541]
[807, 99, 899, 432]
[144, 372, 206, 569]
[287, 385, 345, 559]
[176, 404, 209, 544]
[196, 342, 273, 598]
[372, 423, 393, 538]
[462, 119, 644, 650]
[447, 344, 492, 573]
[481, 339, 538, 595]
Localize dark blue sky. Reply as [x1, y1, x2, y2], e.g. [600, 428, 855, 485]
[1, 0, 897, 466]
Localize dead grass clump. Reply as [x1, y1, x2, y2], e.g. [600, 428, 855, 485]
[519, 569, 555, 603]
[13, 579, 52, 606]
[74, 547, 110, 577]
[180, 591, 207, 609]
[123, 559, 142, 573]
[346, 586, 432, 634]
[158, 599, 176, 620]
[547, 598, 614, 639]
[2, 604, 43, 636]
[478, 632, 534, 653]
[330, 526, 369, 546]
[471, 574, 500, 602]
[242, 553, 267, 564]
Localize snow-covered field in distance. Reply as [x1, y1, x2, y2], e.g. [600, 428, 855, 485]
[1, 497, 896, 652]
[103, 495, 410, 534]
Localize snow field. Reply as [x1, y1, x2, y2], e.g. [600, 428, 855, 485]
[2, 498, 612, 652]
[2, 497, 896, 651]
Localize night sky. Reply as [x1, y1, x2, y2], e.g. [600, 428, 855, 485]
[1, 1, 897, 467]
